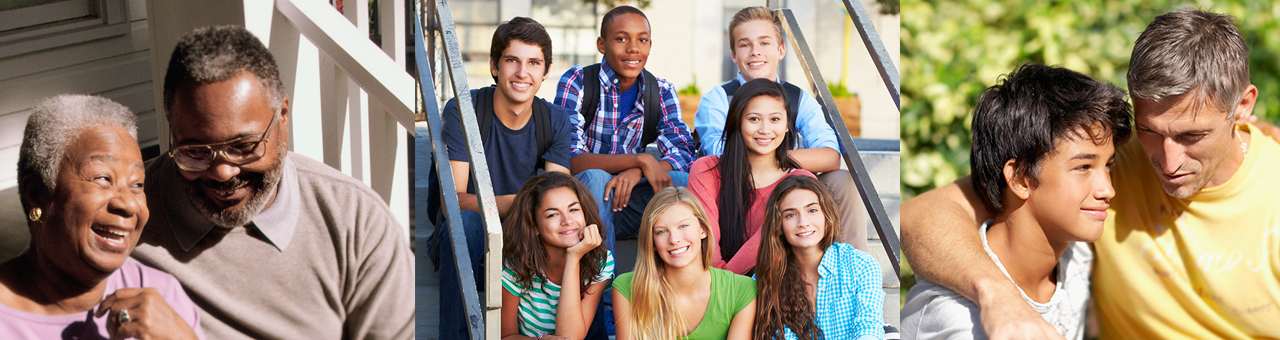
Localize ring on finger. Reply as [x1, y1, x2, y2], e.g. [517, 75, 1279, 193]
[118, 309, 131, 324]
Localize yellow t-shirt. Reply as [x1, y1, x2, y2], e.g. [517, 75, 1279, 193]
[1095, 123, 1280, 339]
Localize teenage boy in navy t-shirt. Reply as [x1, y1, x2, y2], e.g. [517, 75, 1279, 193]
[426, 17, 583, 340]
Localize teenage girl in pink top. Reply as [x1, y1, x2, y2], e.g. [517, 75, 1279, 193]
[688, 78, 816, 275]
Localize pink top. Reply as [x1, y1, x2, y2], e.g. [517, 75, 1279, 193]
[688, 156, 816, 274]
[0, 259, 204, 339]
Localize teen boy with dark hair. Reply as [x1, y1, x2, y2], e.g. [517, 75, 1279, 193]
[554, 6, 696, 254]
[694, 6, 868, 250]
[902, 64, 1132, 340]
[426, 17, 581, 340]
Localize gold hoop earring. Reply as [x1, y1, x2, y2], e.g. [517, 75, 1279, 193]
[28, 207, 42, 222]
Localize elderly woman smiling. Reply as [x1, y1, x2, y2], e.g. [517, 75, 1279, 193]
[0, 95, 203, 339]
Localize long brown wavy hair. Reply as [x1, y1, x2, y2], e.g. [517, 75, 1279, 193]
[502, 172, 609, 298]
[753, 175, 841, 339]
[629, 187, 716, 340]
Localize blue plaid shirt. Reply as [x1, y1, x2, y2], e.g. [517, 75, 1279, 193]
[553, 59, 695, 171]
[787, 242, 885, 340]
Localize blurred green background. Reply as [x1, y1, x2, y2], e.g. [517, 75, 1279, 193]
[899, 0, 1280, 305]
[902, 0, 1280, 200]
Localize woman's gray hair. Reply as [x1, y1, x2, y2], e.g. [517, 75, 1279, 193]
[18, 94, 138, 206]
[1128, 8, 1249, 117]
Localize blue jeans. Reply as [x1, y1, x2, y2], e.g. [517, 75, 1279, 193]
[574, 169, 690, 255]
[434, 210, 609, 339]
[435, 210, 485, 340]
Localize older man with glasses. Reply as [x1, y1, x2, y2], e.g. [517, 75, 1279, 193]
[130, 25, 414, 339]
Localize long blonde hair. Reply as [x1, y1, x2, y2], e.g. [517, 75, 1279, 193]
[629, 187, 716, 340]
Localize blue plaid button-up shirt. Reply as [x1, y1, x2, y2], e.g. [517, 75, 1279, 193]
[787, 242, 885, 340]
[553, 59, 695, 171]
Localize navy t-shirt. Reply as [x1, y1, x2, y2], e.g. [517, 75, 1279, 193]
[442, 89, 573, 196]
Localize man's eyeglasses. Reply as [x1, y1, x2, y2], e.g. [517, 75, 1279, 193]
[168, 114, 277, 172]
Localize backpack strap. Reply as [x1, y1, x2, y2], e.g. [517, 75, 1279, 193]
[474, 86, 495, 145]
[579, 64, 602, 132]
[640, 69, 663, 147]
[720, 78, 742, 102]
[533, 99, 553, 168]
[782, 82, 805, 134]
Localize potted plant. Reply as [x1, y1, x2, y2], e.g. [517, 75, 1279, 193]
[826, 80, 860, 137]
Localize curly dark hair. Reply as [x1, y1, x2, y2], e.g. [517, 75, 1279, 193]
[502, 172, 609, 298]
[163, 25, 284, 114]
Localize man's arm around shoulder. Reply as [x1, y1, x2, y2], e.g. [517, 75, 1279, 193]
[902, 176, 1064, 340]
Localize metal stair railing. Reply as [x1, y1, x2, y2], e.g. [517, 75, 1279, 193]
[773, 2, 902, 275]
[415, 1, 503, 339]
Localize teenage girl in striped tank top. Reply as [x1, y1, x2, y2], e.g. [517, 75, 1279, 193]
[500, 172, 616, 340]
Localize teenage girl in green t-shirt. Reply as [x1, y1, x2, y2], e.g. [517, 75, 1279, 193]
[612, 187, 757, 340]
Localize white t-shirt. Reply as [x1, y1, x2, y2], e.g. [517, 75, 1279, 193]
[901, 220, 1093, 340]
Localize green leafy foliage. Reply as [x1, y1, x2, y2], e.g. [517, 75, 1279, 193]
[679, 82, 700, 96]
[901, 0, 1280, 200]
[827, 80, 855, 98]
[876, 0, 900, 15]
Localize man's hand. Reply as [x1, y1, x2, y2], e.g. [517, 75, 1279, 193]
[605, 168, 643, 211]
[976, 279, 1065, 340]
[639, 156, 673, 192]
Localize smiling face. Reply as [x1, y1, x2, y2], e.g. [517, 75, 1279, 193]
[1022, 126, 1117, 243]
[169, 71, 287, 228]
[1134, 93, 1244, 198]
[34, 126, 147, 282]
[778, 189, 826, 249]
[597, 12, 651, 86]
[739, 95, 789, 157]
[491, 39, 549, 107]
[535, 187, 588, 250]
[651, 204, 708, 270]
[731, 19, 785, 81]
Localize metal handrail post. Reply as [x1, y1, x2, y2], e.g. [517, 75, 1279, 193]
[427, 0, 505, 338]
[776, 8, 901, 276]
[414, 8, 485, 340]
[842, 0, 900, 110]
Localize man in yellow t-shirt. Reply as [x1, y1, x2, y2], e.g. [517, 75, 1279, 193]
[901, 8, 1280, 339]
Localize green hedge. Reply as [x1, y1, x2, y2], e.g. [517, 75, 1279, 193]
[902, 0, 1280, 199]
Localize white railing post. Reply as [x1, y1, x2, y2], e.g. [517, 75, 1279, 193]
[275, 0, 418, 236]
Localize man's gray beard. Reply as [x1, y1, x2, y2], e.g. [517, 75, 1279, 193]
[180, 151, 286, 228]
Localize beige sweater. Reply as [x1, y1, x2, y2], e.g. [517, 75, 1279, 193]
[133, 153, 414, 339]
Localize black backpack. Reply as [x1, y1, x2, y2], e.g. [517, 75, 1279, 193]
[691, 79, 806, 155]
[579, 63, 664, 149]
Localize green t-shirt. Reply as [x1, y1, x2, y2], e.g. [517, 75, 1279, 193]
[613, 267, 757, 340]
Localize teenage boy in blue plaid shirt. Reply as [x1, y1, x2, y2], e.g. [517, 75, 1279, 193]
[554, 6, 695, 255]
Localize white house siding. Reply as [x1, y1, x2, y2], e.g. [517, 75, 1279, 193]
[0, 0, 155, 191]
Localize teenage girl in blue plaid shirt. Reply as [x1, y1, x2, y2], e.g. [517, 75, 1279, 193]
[754, 175, 885, 340]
